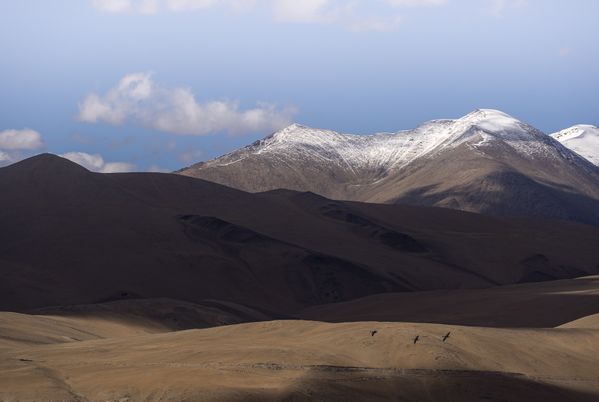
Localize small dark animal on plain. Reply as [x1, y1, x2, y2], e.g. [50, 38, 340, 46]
[413, 335, 419, 344]
[370, 330, 378, 337]
[442, 332, 451, 342]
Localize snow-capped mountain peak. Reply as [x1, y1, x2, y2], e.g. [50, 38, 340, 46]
[204, 109, 585, 174]
[179, 109, 599, 225]
[552, 124, 599, 141]
[551, 124, 599, 166]
[387, 108, 550, 163]
[271, 109, 532, 146]
[446, 109, 545, 144]
[268, 123, 344, 144]
[460, 108, 524, 130]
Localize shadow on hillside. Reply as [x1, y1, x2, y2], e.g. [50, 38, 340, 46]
[392, 171, 599, 226]
[220, 367, 599, 402]
[299, 285, 599, 328]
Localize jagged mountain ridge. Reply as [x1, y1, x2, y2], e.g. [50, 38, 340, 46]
[179, 109, 599, 225]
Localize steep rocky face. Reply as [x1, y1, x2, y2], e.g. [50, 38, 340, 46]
[552, 124, 599, 166]
[179, 110, 599, 225]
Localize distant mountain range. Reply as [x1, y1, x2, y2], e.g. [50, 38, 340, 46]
[179, 109, 599, 225]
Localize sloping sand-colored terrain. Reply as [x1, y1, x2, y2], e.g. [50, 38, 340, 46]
[2, 277, 599, 401]
[1, 317, 599, 401]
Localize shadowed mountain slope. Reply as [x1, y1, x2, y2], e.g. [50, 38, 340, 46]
[301, 275, 599, 328]
[2, 154, 599, 313]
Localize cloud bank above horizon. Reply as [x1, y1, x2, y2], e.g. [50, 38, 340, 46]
[78, 72, 297, 136]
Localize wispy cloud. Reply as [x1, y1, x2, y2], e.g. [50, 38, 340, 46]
[91, 0, 448, 31]
[60, 151, 136, 173]
[488, 0, 527, 17]
[385, 0, 448, 6]
[78, 72, 297, 136]
[92, 0, 246, 14]
[270, 1, 406, 31]
[92, 0, 155, 14]
[271, 0, 338, 24]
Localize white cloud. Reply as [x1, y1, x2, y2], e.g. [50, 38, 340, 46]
[272, 0, 337, 23]
[92, 0, 161, 14]
[103, 161, 137, 172]
[0, 129, 44, 150]
[91, 0, 448, 30]
[167, 0, 217, 12]
[79, 72, 153, 125]
[0, 128, 45, 167]
[386, 0, 447, 6]
[93, 0, 239, 14]
[78, 72, 297, 135]
[0, 129, 135, 172]
[0, 150, 12, 164]
[60, 152, 136, 173]
[93, 0, 134, 13]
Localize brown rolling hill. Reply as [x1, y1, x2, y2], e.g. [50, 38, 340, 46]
[1, 154, 599, 313]
[0, 277, 599, 402]
[2, 273, 599, 400]
[1, 315, 599, 401]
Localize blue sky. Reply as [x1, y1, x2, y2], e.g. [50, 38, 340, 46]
[0, 0, 597, 171]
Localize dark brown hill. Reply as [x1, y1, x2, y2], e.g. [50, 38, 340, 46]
[1, 154, 598, 312]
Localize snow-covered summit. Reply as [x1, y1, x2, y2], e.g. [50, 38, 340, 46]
[551, 125, 599, 166]
[180, 109, 599, 225]
[453, 109, 541, 137]
[187, 109, 597, 181]
[552, 124, 599, 141]
[220, 109, 562, 174]
[459, 108, 525, 130]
